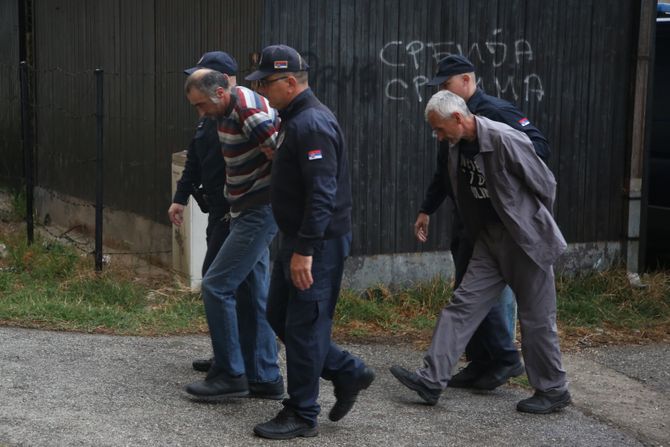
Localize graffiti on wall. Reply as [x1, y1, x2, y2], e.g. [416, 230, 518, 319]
[378, 29, 545, 103]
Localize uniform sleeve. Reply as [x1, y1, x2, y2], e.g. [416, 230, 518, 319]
[480, 103, 551, 161]
[420, 142, 452, 214]
[293, 130, 339, 256]
[173, 133, 202, 205]
[237, 107, 278, 149]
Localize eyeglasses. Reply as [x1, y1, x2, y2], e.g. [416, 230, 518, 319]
[257, 76, 289, 87]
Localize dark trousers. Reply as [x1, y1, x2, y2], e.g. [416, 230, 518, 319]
[451, 212, 520, 368]
[266, 233, 365, 424]
[202, 207, 230, 276]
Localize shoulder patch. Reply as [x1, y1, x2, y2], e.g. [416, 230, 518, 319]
[307, 149, 323, 160]
[518, 117, 530, 127]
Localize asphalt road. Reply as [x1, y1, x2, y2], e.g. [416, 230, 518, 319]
[1, 327, 668, 446]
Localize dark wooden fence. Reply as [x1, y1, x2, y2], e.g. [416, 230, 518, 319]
[0, 0, 647, 258]
[27, 0, 262, 223]
[262, 0, 641, 256]
[0, 0, 22, 188]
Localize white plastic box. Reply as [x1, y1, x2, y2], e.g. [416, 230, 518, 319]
[171, 151, 208, 289]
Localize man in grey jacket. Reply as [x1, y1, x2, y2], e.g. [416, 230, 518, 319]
[390, 90, 570, 414]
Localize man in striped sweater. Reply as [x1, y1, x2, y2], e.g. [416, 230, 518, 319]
[182, 68, 283, 400]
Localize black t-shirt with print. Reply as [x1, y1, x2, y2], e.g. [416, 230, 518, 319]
[457, 139, 500, 237]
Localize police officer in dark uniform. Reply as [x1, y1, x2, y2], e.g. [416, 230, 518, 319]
[170, 51, 238, 374]
[415, 54, 551, 390]
[245, 45, 374, 440]
[170, 108, 229, 274]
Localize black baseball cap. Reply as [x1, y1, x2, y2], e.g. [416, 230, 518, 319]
[184, 51, 238, 75]
[426, 55, 476, 86]
[245, 44, 309, 81]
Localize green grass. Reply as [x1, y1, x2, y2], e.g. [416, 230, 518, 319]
[0, 229, 206, 335]
[1, 222, 669, 344]
[335, 271, 670, 346]
[556, 272, 670, 329]
[335, 278, 452, 335]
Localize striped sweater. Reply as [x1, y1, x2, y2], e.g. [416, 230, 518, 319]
[218, 85, 279, 212]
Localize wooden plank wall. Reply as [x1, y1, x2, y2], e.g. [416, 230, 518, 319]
[0, 0, 23, 188]
[30, 0, 262, 223]
[262, 0, 639, 256]
[6, 0, 641, 257]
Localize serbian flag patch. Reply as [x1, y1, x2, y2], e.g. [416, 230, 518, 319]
[518, 117, 530, 127]
[308, 150, 323, 160]
[274, 60, 288, 69]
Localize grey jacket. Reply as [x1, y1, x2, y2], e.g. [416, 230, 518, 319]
[447, 116, 567, 269]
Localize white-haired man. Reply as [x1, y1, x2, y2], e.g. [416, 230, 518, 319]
[391, 90, 570, 414]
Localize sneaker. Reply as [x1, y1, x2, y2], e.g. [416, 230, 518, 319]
[254, 407, 318, 440]
[184, 368, 249, 400]
[517, 389, 571, 414]
[328, 367, 376, 421]
[389, 365, 441, 405]
[472, 361, 525, 390]
[448, 362, 486, 388]
[248, 376, 285, 400]
[192, 357, 213, 372]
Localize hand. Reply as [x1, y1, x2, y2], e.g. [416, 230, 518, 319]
[290, 253, 313, 291]
[414, 212, 430, 243]
[260, 146, 275, 160]
[168, 203, 185, 226]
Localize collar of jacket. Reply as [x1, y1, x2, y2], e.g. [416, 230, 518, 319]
[472, 116, 496, 154]
[279, 88, 320, 121]
[466, 88, 485, 113]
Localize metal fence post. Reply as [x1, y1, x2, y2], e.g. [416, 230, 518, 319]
[19, 61, 34, 245]
[94, 69, 104, 271]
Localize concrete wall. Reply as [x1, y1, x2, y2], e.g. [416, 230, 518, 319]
[34, 187, 172, 267]
[342, 241, 622, 291]
[34, 186, 622, 290]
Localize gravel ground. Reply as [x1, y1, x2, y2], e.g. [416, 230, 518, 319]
[1, 327, 668, 446]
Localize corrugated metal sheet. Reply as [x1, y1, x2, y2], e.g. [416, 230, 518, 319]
[262, 0, 639, 256]
[0, 0, 22, 187]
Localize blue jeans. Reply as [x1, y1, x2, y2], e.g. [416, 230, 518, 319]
[201, 204, 280, 382]
[500, 286, 517, 339]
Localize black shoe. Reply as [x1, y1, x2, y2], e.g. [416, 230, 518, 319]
[472, 361, 525, 390]
[254, 407, 318, 440]
[184, 368, 249, 400]
[517, 389, 571, 414]
[192, 357, 213, 372]
[389, 365, 441, 406]
[448, 362, 486, 389]
[248, 376, 285, 400]
[328, 367, 376, 422]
